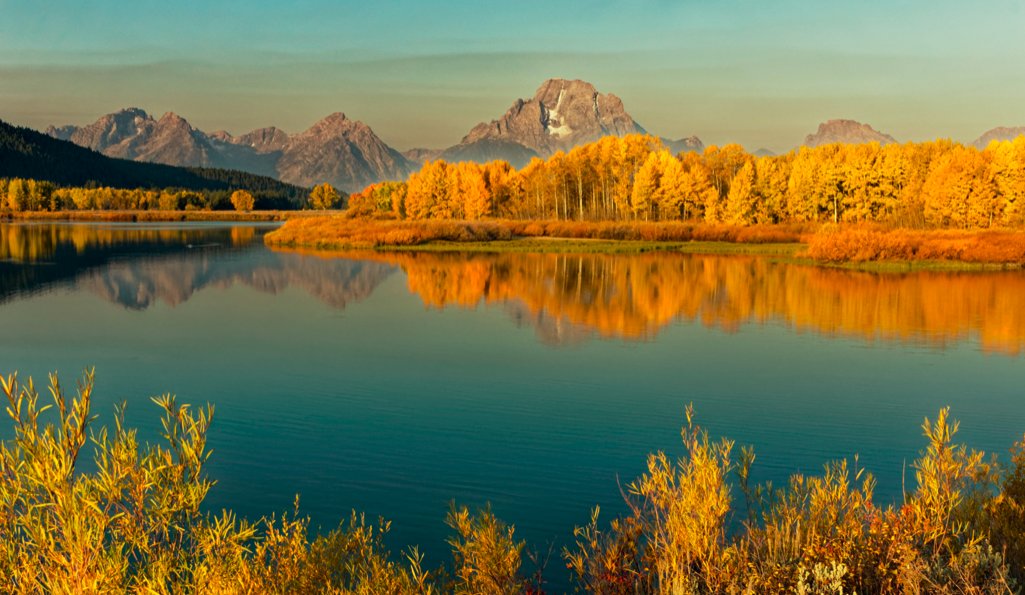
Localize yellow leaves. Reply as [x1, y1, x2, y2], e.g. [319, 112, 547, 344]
[3, 371, 1024, 592]
[308, 183, 342, 210]
[724, 161, 757, 225]
[230, 189, 255, 212]
[446, 503, 524, 595]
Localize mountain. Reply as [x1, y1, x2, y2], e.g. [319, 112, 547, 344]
[441, 78, 699, 167]
[972, 126, 1025, 149]
[272, 113, 413, 191]
[46, 108, 218, 167]
[664, 136, 705, 154]
[1, 118, 306, 201]
[803, 119, 897, 147]
[402, 147, 444, 165]
[753, 148, 776, 157]
[47, 109, 413, 192]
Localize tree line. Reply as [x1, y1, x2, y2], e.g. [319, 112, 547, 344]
[0, 179, 343, 212]
[0, 119, 309, 202]
[348, 134, 1025, 229]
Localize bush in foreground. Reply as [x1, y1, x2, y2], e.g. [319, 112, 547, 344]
[2, 372, 1023, 593]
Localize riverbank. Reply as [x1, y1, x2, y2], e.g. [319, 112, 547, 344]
[264, 217, 807, 251]
[263, 216, 1025, 269]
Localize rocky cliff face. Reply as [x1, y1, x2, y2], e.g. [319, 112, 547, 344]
[663, 136, 704, 154]
[273, 113, 413, 191]
[972, 126, 1025, 149]
[440, 78, 693, 167]
[48, 80, 705, 188]
[803, 119, 897, 147]
[47, 110, 413, 192]
[46, 108, 217, 167]
[401, 147, 444, 165]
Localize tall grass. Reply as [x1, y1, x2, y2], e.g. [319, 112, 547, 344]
[2, 371, 1022, 593]
[264, 217, 809, 250]
[266, 216, 1025, 266]
[805, 224, 1025, 265]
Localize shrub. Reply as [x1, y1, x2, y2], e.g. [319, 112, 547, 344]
[805, 225, 1025, 264]
[2, 371, 1022, 593]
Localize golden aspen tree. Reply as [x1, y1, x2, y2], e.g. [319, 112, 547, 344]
[723, 161, 756, 224]
[677, 152, 716, 221]
[613, 135, 663, 219]
[455, 162, 491, 220]
[405, 160, 452, 220]
[987, 138, 1025, 226]
[657, 154, 688, 220]
[922, 146, 993, 229]
[309, 183, 342, 210]
[6, 178, 28, 211]
[483, 161, 514, 216]
[631, 152, 663, 220]
[752, 156, 789, 223]
[785, 149, 821, 222]
[230, 189, 255, 212]
[703, 144, 751, 200]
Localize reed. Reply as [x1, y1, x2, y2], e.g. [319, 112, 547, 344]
[805, 224, 1025, 265]
[2, 371, 1022, 593]
[264, 217, 809, 251]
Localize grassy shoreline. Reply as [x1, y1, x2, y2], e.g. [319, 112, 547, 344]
[376, 237, 804, 256]
[284, 238, 1024, 272]
[264, 216, 1025, 271]
[7, 212, 1024, 270]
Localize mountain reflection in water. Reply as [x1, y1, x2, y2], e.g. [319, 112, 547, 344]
[2, 222, 1023, 355]
[284, 248, 1025, 355]
[0, 222, 395, 310]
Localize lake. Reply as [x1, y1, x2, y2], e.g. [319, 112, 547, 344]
[1, 221, 1023, 583]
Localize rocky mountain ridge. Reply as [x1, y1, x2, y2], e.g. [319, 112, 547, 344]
[440, 78, 704, 167]
[48, 109, 414, 192]
[972, 126, 1025, 149]
[48, 80, 707, 186]
[803, 119, 897, 147]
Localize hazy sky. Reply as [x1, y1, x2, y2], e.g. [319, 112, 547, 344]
[1, 0, 1023, 152]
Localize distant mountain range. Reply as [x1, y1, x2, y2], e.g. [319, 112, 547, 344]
[44, 78, 704, 189]
[439, 78, 703, 167]
[800, 120, 1025, 150]
[972, 126, 1025, 149]
[1, 118, 306, 201]
[803, 119, 897, 147]
[32, 79, 1025, 192]
[47, 109, 411, 193]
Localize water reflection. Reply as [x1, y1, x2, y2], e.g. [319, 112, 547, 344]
[0, 223, 395, 310]
[286, 249, 1025, 355]
[3, 223, 1024, 355]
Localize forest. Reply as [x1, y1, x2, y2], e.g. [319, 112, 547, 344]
[0, 119, 309, 206]
[0, 179, 343, 213]
[1, 371, 1022, 593]
[347, 135, 1025, 230]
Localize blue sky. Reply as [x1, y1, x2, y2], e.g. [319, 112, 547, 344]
[1, 0, 1023, 151]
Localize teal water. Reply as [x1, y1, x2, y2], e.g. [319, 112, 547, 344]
[1, 221, 1023, 586]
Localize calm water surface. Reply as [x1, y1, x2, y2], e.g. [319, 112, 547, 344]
[1, 221, 1023, 582]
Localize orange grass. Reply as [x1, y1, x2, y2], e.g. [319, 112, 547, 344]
[805, 224, 1025, 264]
[267, 216, 1025, 265]
[264, 217, 810, 249]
